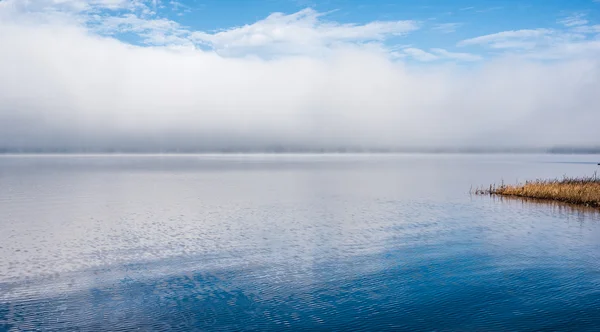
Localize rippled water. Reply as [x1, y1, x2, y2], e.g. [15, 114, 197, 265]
[1, 154, 599, 331]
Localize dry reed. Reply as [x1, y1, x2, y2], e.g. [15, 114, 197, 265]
[473, 172, 600, 208]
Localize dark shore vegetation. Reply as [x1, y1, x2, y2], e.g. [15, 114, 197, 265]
[474, 173, 600, 208]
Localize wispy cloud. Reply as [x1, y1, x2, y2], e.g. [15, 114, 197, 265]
[90, 13, 192, 46]
[403, 48, 439, 61]
[457, 28, 589, 52]
[558, 13, 588, 27]
[401, 47, 481, 62]
[432, 23, 461, 34]
[168, 0, 191, 15]
[430, 48, 482, 61]
[190, 8, 419, 57]
[3, 2, 420, 57]
[458, 29, 557, 49]
[475, 7, 503, 13]
[572, 24, 600, 33]
[3, 0, 153, 14]
[457, 27, 600, 60]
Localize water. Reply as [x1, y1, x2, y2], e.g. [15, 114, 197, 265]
[1, 154, 599, 331]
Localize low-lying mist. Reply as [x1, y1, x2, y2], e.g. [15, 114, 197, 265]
[1, 12, 599, 153]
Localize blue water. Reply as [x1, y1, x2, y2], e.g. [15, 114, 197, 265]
[1, 154, 599, 331]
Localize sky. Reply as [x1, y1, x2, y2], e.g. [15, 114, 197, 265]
[0, 0, 599, 151]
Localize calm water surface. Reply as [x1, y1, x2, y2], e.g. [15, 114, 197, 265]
[1, 154, 599, 331]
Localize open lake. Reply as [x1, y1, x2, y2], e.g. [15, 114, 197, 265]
[1, 154, 599, 331]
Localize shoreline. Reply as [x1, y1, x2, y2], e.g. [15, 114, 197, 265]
[474, 174, 600, 209]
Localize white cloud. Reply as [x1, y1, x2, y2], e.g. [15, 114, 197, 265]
[458, 29, 558, 48]
[0, 0, 172, 37]
[2, 2, 419, 56]
[457, 27, 600, 60]
[2, 0, 147, 13]
[90, 13, 192, 46]
[558, 13, 588, 27]
[401, 48, 481, 62]
[572, 24, 600, 34]
[0, 1, 600, 151]
[522, 40, 600, 60]
[430, 48, 482, 61]
[190, 8, 419, 57]
[403, 48, 439, 61]
[432, 23, 461, 34]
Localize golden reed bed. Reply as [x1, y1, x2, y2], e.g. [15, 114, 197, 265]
[474, 173, 600, 208]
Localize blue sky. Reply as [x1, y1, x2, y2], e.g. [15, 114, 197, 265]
[3, 0, 597, 61]
[73, 0, 600, 61]
[168, 0, 599, 34]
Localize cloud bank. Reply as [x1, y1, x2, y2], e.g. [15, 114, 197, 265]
[0, 1, 599, 152]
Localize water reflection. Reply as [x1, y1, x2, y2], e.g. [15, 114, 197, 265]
[1, 154, 600, 331]
[3, 246, 600, 331]
[490, 195, 600, 223]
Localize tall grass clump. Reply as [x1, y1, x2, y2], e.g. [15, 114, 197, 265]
[474, 172, 600, 208]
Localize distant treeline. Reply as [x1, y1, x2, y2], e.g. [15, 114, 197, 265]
[546, 147, 600, 154]
[0, 146, 599, 154]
